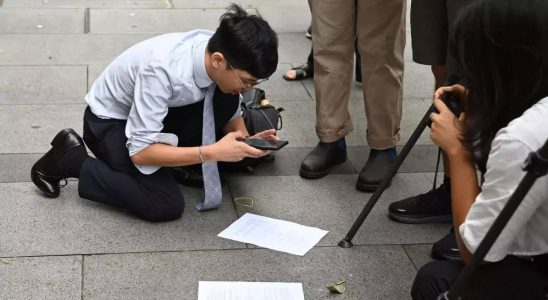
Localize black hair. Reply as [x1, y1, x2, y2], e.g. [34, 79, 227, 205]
[450, 0, 548, 171]
[207, 4, 278, 79]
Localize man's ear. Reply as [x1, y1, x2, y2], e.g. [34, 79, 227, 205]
[211, 52, 226, 69]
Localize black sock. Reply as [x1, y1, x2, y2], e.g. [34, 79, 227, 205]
[59, 148, 89, 178]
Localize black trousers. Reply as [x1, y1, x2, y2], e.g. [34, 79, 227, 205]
[78, 88, 239, 222]
[411, 254, 548, 300]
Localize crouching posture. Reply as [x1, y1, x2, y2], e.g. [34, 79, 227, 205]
[31, 5, 279, 222]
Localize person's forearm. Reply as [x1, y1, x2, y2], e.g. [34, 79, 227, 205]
[447, 148, 480, 263]
[131, 143, 215, 166]
[223, 116, 249, 136]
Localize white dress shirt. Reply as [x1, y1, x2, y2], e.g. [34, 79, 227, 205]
[459, 97, 548, 262]
[85, 30, 240, 174]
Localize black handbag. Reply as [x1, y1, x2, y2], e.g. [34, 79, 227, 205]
[241, 88, 284, 136]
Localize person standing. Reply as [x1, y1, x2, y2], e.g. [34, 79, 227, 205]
[300, 0, 406, 193]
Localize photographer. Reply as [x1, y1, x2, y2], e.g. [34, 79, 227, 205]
[411, 0, 548, 299]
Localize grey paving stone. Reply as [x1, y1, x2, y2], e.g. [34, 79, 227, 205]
[0, 33, 310, 66]
[255, 1, 311, 34]
[255, 63, 312, 102]
[0, 182, 242, 257]
[227, 173, 450, 246]
[0, 66, 87, 104]
[171, 0, 256, 8]
[403, 244, 435, 271]
[404, 62, 436, 99]
[0, 255, 81, 300]
[0, 154, 42, 183]
[277, 33, 314, 65]
[83, 246, 416, 299]
[0, 8, 84, 33]
[0, 104, 86, 153]
[2, 0, 170, 8]
[0, 34, 155, 65]
[90, 8, 227, 33]
[348, 144, 445, 174]
[90, 6, 307, 34]
[272, 99, 432, 148]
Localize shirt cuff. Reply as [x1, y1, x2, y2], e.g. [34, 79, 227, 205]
[127, 132, 179, 175]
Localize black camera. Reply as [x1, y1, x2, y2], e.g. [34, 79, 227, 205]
[432, 74, 463, 118]
[436, 92, 463, 117]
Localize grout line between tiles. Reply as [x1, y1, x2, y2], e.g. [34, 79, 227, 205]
[81, 255, 85, 300]
[84, 7, 90, 34]
[401, 245, 420, 271]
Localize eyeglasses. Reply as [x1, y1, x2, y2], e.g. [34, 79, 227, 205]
[228, 62, 269, 89]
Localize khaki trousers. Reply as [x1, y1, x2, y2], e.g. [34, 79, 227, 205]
[309, 0, 406, 149]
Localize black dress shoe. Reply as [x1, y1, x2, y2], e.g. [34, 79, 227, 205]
[356, 148, 396, 192]
[171, 166, 204, 188]
[31, 128, 85, 198]
[299, 141, 346, 179]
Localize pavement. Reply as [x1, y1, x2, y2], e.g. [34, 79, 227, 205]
[0, 0, 450, 299]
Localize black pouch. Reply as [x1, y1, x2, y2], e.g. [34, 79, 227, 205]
[241, 88, 284, 136]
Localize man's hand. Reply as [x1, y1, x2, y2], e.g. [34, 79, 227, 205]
[204, 131, 270, 162]
[249, 128, 279, 142]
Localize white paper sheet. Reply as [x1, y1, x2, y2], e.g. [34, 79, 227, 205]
[198, 281, 305, 300]
[218, 213, 328, 256]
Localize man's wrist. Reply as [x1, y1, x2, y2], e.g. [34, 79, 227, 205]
[198, 146, 206, 163]
[201, 144, 214, 162]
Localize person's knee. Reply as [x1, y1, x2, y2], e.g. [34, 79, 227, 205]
[139, 193, 185, 222]
[411, 261, 457, 300]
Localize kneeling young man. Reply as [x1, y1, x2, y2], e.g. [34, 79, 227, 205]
[31, 5, 278, 222]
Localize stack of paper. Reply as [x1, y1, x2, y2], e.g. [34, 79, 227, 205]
[198, 281, 305, 300]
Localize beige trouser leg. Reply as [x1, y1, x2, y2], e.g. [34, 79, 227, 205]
[309, 0, 406, 149]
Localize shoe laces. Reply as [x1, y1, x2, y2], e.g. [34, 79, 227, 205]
[416, 183, 448, 207]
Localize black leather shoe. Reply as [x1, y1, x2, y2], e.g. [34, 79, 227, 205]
[31, 128, 85, 198]
[356, 148, 396, 192]
[299, 141, 346, 179]
[171, 166, 204, 188]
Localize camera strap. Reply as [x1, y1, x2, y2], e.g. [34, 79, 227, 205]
[432, 148, 443, 190]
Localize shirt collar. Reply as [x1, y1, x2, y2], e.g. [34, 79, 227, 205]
[192, 39, 214, 89]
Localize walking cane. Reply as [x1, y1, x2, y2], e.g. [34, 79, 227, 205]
[339, 74, 461, 248]
[437, 137, 548, 299]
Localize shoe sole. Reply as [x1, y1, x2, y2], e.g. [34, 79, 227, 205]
[30, 168, 60, 198]
[299, 157, 346, 179]
[431, 250, 462, 261]
[355, 179, 392, 193]
[388, 212, 453, 224]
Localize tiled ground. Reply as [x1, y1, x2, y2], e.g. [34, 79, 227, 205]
[0, 1, 446, 299]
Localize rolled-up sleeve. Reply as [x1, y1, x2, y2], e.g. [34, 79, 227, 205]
[459, 136, 544, 262]
[126, 62, 178, 174]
